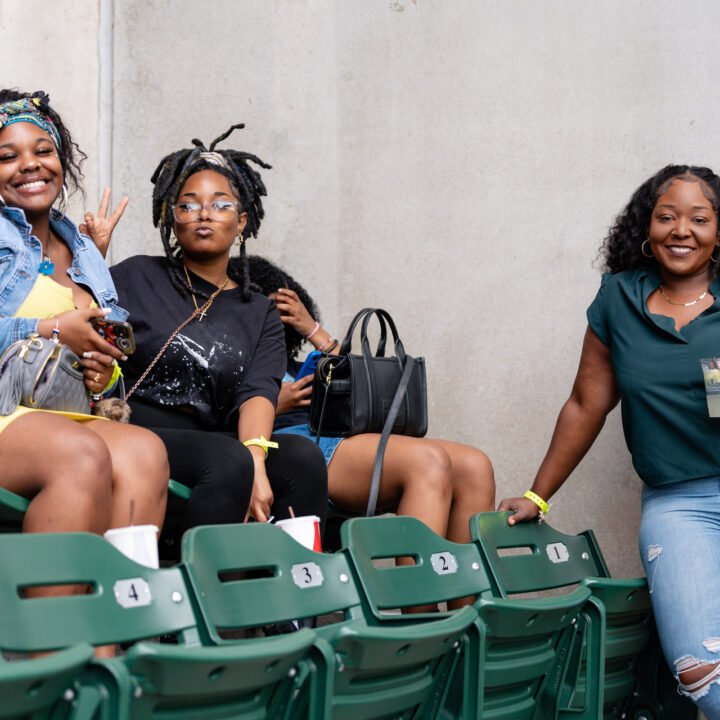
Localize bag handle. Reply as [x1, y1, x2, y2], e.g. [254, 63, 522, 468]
[360, 308, 406, 364]
[365, 352, 415, 516]
[360, 309, 407, 431]
[338, 308, 388, 357]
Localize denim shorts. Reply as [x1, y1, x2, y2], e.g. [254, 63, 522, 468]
[639, 476, 720, 718]
[273, 423, 343, 465]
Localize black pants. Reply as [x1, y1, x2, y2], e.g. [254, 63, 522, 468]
[130, 399, 328, 536]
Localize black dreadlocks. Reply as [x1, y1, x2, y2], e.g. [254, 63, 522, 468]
[150, 123, 271, 301]
[0, 89, 87, 200]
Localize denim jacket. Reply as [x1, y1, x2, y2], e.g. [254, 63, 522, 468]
[0, 206, 128, 353]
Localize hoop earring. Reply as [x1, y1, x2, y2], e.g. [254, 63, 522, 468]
[54, 185, 68, 218]
[641, 239, 654, 258]
[234, 233, 244, 248]
[712, 244, 720, 264]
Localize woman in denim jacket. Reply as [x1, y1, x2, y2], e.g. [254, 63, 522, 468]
[0, 89, 168, 551]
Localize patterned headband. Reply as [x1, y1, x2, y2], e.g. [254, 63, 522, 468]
[0, 97, 62, 148]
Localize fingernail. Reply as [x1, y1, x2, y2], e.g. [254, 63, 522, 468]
[121, 355, 128, 362]
[83, 351, 92, 358]
[101, 308, 111, 315]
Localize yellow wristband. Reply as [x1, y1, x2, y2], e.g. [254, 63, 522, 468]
[243, 435, 279, 457]
[523, 490, 549, 515]
[101, 362, 123, 394]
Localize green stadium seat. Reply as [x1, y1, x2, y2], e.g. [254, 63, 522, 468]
[0, 643, 93, 720]
[0, 531, 317, 720]
[470, 511, 696, 720]
[0, 486, 28, 532]
[181, 521, 479, 719]
[340, 514, 602, 720]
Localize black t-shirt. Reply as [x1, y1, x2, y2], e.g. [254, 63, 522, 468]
[111, 256, 285, 430]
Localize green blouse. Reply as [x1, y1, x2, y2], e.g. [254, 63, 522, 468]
[587, 266, 720, 486]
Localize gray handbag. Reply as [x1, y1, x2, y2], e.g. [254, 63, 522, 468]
[0, 334, 91, 415]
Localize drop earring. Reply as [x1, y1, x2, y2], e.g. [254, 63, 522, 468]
[234, 232, 245, 248]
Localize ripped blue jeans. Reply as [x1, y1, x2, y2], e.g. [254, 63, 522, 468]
[640, 476, 720, 720]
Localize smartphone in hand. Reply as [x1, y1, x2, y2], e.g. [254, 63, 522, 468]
[90, 318, 136, 354]
[296, 350, 321, 380]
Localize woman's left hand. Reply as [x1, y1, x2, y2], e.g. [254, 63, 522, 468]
[269, 288, 316, 336]
[245, 462, 274, 523]
[81, 350, 116, 394]
[276, 376, 313, 415]
[79, 188, 129, 259]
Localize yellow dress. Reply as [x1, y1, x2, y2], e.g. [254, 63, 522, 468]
[0, 275, 101, 433]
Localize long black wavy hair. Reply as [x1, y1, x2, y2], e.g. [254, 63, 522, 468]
[0, 89, 87, 199]
[150, 123, 271, 301]
[245, 255, 320, 363]
[600, 165, 720, 274]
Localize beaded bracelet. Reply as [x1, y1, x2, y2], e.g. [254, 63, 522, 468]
[317, 336, 336, 352]
[305, 322, 320, 341]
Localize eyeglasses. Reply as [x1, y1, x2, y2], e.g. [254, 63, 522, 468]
[171, 200, 239, 223]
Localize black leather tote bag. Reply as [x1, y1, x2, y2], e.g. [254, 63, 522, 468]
[309, 308, 427, 438]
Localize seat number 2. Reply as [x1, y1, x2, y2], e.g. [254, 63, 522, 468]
[431, 552, 458, 575]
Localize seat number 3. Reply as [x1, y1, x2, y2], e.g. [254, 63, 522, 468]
[291, 562, 323, 588]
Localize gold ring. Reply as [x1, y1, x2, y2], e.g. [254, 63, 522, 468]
[94, 372, 101, 383]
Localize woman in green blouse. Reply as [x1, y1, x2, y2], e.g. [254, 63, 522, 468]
[499, 165, 720, 719]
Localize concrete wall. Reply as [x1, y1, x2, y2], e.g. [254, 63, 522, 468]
[5, 0, 720, 576]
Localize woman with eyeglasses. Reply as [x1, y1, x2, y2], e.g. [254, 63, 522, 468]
[110, 125, 328, 544]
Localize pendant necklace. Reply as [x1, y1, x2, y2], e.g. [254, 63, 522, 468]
[658, 284, 709, 307]
[183, 264, 229, 321]
[38, 233, 54, 275]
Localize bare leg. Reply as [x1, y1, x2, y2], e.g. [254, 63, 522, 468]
[328, 434, 454, 612]
[82, 421, 168, 660]
[433, 440, 495, 545]
[85, 420, 169, 529]
[0, 413, 113, 535]
[327, 434, 453, 537]
[0, 413, 113, 609]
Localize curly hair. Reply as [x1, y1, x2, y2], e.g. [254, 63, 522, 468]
[245, 255, 320, 362]
[600, 165, 720, 274]
[0, 88, 86, 199]
[150, 124, 271, 302]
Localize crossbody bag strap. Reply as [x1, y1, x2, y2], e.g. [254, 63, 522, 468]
[314, 380, 330, 445]
[366, 353, 415, 517]
[125, 280, 228, 401]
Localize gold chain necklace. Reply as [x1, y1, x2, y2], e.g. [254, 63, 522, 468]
[183, 264, 229, 321]
[658, 284, 709, 308]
